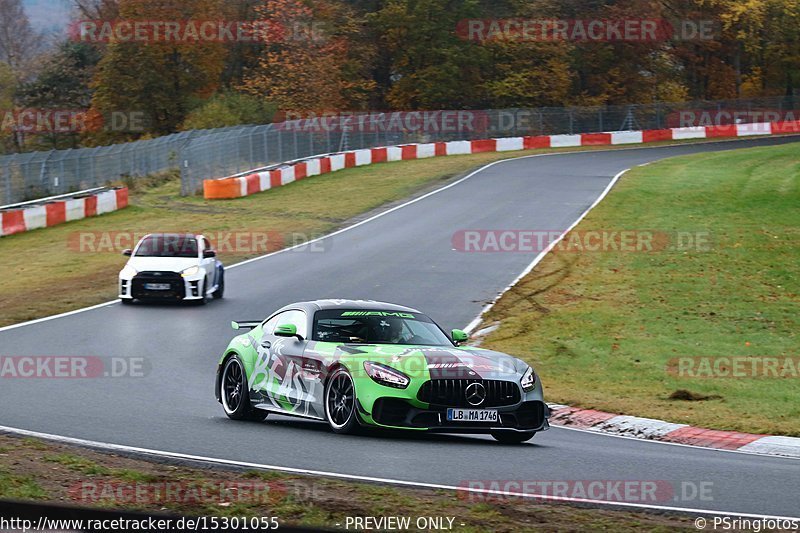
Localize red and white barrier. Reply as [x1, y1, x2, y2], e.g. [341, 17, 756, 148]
[202, 120, 800, 199]
[549, 404, 800, 458]
[0, 187, 128, 238]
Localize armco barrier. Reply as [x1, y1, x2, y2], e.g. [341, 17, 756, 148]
[0, 187, 128, 237]
[203, 120, 800, 200]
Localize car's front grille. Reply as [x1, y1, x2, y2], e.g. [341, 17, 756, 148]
[131, 271, 185, 300]
[417, 379, 521, 408]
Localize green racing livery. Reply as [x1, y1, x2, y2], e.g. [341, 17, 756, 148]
[215, 299, 549, 443]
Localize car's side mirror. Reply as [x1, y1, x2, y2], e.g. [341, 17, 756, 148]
[275, 324, 303, 341]
[452, 329, 469, 343]
[122, 249, 132, 256]
[203, 249, 217, 258]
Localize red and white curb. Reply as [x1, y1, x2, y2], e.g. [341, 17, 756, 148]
[549, 404, 800, 459]
[203, 120, 800, 199]
[0, 187, 128, 238]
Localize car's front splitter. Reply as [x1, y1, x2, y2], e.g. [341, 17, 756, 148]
[361, 398, 550, 433]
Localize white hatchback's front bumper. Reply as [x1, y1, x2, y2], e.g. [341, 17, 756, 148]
[119, 271, 206, 301]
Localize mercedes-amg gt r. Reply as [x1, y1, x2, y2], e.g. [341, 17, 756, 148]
[215, 299, 549, 443]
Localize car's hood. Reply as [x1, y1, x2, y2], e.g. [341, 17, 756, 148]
[331, 343, 528, 380]
[126, 256, 199, 273]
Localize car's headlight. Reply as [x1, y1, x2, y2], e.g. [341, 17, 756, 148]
[363, 361, 410, 389]
[520, 366, 536, 392]
[120, 265, 137, 278]
[181, 266, 201, 278]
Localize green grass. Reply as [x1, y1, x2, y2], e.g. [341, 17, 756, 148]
[0, 468, 47, 500]
[44, 454, 111, 476]
[482, 142, 800, 435]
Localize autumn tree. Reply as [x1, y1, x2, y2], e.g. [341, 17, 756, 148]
[242, 0, 375, 112]
[0, 0, 40, 73]
[89, 0, 228, 138]
[370, 0, 488, 109]
[0, 60, 15, 153]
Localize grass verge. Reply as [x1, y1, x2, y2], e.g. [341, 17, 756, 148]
[481, 142, 800, 436]
[0, 434, 694, 531]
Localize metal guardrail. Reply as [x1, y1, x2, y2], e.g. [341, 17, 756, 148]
[0, 186, 109, 211]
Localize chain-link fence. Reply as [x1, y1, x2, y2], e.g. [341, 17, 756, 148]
[0, 127, 245, 205]
[2, 95, 796, 205]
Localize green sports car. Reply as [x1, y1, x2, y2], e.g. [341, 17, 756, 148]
[215, 299, 549, 443]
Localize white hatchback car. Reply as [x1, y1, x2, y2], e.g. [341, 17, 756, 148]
[119, 233, 224, 304]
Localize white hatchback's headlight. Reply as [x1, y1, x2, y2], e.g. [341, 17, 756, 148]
[181, 266, 201, 278]
[120, 265, 137, 278]
[520, 366, 536, 392]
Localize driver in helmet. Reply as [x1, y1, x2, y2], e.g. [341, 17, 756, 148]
[374, 317, 406, 343]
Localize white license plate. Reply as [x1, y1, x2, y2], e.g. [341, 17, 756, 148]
[447, 408, 498, 423]
[144, 283, 171, 290]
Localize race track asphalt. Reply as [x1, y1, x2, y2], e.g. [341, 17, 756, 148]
[2, 136, 799, 518]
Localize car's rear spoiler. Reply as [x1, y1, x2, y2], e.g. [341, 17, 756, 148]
[231, 321, 261, 330]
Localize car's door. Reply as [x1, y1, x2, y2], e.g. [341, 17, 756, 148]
[254, 310, 319, 416]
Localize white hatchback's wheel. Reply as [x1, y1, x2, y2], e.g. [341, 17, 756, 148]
[324, 368, 360, 434]
[213, 269, 224, 299]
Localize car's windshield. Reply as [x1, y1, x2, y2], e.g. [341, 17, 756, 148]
[135, 235, 198, 258]
[312, 309, 452, 346]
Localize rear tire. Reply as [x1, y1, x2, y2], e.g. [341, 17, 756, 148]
[491, 430, 536, 444]
[220, 356, 268, 422]
[120, 298, 134, 305]
[324, 368, 360, 434]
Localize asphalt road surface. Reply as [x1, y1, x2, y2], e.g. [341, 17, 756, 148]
[2, 136, 799, 517]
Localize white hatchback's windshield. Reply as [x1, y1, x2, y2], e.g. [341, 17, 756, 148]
[135, 235, 198, 258]
[313, 310, 451, 346]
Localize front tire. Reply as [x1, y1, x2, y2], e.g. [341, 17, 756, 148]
[324, 368, 360, 434]
[220, 356, 268, 422]
[194, 278, 208, 305]
[213, 269, 224, 299]
[120, 298, 134, 305]
[491, 430, 536, 444]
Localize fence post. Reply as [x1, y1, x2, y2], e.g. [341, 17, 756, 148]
[263, 127, 270, 165]
[1, 162, 9, 205]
